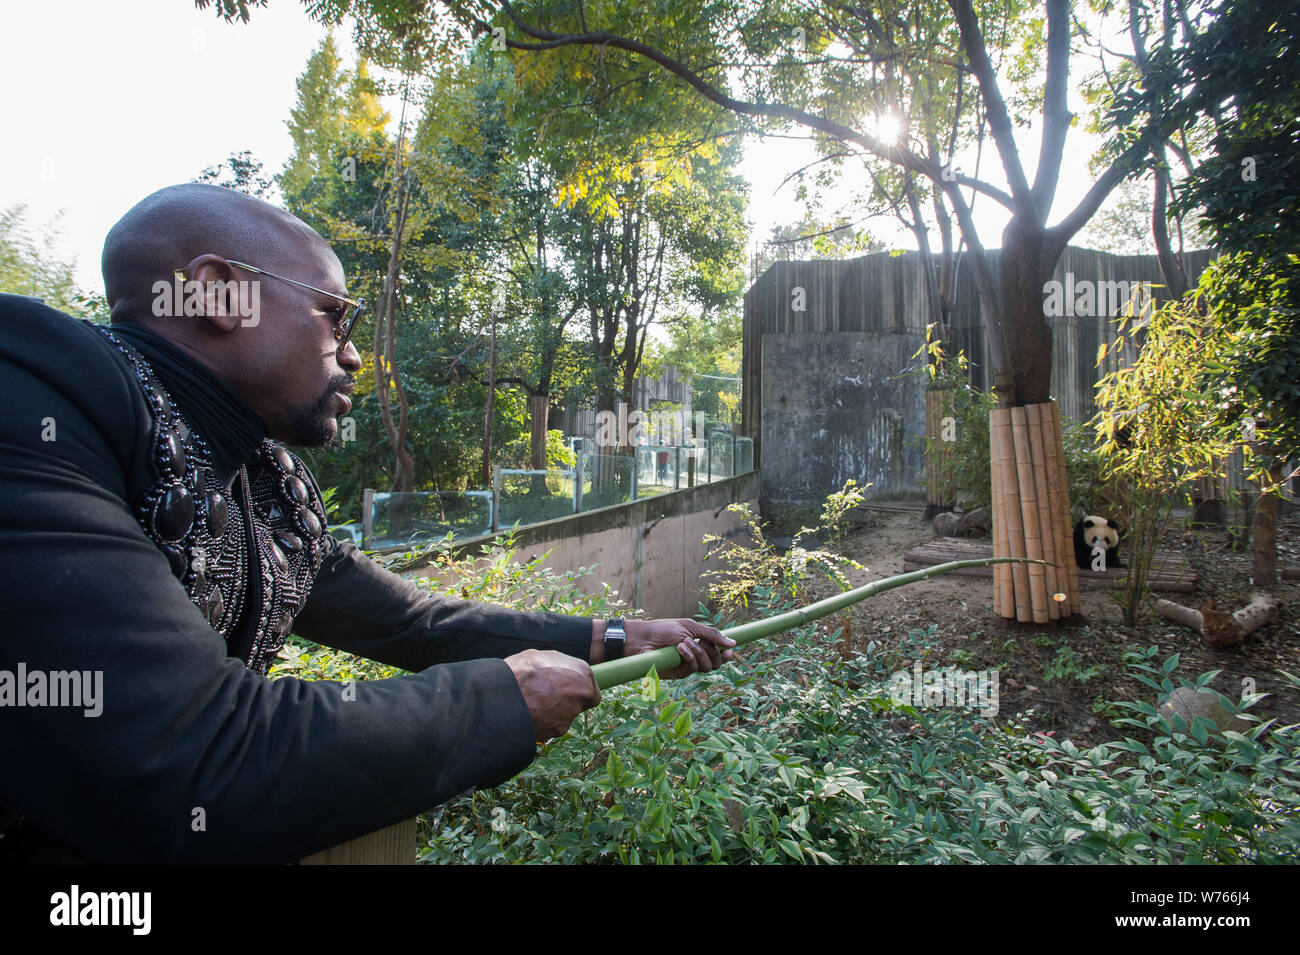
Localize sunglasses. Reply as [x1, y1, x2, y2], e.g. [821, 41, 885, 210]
[176, 259, 365, 350]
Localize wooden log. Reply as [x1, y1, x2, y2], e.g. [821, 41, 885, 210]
[1154, 599, 1205, 632]
[1011, 407, 1048, 623]
[1154, 593, 1279, 650]
[1232, 593, 1280, 634]
[1026, 403, 1061, 620]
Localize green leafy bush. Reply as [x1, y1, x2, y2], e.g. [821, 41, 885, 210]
[418, 596, 1300, 863]
[412, 519, 1300, 864]
[274, 504, 1300, 864]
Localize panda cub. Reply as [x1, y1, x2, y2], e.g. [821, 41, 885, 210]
[1073, 515, 1123, 571]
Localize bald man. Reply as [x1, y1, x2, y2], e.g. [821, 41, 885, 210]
[0, 184, 733, 863]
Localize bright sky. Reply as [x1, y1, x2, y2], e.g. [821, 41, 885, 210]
[1, 0, 1107, 295]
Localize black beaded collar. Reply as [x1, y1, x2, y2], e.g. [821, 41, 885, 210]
[91, 323, 328, 675]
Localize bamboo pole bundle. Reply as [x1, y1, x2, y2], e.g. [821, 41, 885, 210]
[1026, 403, 1061, 620]
[1041, 401, 1068, 614]
[991, 408, 1027, 620]
[990, 411, 1003, 618]
[1011, 407, 1049, 623]
[1048, 401, 1080, 615]
[925, 389, 955, 511]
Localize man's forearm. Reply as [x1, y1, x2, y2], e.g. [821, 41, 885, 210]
[296, 535, 596, 670]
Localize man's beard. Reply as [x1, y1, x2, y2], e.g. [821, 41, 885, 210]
[284, 374, 352, 448]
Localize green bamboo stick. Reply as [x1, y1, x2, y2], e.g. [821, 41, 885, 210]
[592, 557, 1041, 689]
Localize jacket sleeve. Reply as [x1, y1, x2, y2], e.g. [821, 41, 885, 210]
[291, 533, 596, 673]
[0, 308, 538, 863]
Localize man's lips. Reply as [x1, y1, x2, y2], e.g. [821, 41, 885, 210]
[335, 390, 352, 414]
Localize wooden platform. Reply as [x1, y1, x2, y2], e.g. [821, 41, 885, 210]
[902, 537, 1196, 592]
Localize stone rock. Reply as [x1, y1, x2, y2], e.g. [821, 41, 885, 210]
[933, 511, 959, 537]
[956, 506, 991, 537]
[1158, 687, 1250, 734]
[840, 504, 875, 527]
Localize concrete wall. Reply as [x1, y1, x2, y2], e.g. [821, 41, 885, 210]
[399, 470, 761, 619]
[743, 247, 1216, 505]
[761, 331, 926, 504]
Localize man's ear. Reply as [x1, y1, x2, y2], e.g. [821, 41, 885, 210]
[187, 255, 242, 333]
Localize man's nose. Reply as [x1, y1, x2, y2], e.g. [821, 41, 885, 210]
[336, 339, 362, 370]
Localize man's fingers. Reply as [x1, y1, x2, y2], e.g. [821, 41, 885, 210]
[680, 636, 713, 672]
[686, 621, 736, 652]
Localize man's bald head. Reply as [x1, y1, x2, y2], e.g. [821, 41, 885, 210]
[98, 183, 360, 447]
[102, 183, 328, 322]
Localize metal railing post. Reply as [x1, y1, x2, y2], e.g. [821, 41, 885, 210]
[491, 466, 501, 532]
[575, 452, 584, 512]
[361, 488, 374, 549]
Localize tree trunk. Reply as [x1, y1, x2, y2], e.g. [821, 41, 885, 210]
[528, 393, 550, 496]
[987, 224, 1079, 621]
[481, 310, 497, 489]
[1253, 452, 1282, 585]
[374, 83, 416, 496]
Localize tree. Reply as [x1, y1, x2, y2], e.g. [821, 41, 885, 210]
[204, 0, 1214, 619]
[0, 205, 82, 314]
[455, 0, 1173, 621]
[1108, 0, 1300, 583]
[195, 149, 276, 199]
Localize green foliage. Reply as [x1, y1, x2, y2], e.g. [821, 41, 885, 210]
[1193, 252, 1300, 467]
[1043, 646, 1107, 686]
[818, 478, 868, 548]
[419, 611, 1300, 863]
[910, 326, 996, 509]
[0, 205, 91, 317]
[699, 500, 865, 616]
[268, 485, 1300, 864]
[1060, 416, 1113, 522]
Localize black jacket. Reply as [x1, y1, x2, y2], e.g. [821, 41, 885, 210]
[0, 294, 593, 863]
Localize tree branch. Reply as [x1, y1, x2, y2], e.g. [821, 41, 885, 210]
[947, 0, 1035, 222]
[1031, 0, 1073, 220]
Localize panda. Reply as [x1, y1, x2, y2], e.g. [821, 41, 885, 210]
[1073, 515, 1123, 571]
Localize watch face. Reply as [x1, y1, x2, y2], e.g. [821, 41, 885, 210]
[605, 620, 626, 659]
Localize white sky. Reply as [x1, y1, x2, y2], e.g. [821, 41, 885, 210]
[1, 0, 1107, 294]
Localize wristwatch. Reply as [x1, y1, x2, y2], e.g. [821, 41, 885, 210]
[603, 617, 627, 660]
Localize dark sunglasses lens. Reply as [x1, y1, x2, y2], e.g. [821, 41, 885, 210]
[337, 304, 361, 347]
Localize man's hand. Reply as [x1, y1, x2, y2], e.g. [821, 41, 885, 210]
[625, 618, 738, 680]
[505, 649, 601, 743]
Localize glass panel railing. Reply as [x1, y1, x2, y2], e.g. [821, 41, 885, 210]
[575, 453, 635, 512]
[497, 467, 578, 527]
[368, 490, 492, 549]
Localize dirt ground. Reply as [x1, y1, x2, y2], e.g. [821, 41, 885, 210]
[778, 505, 1300, 743]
